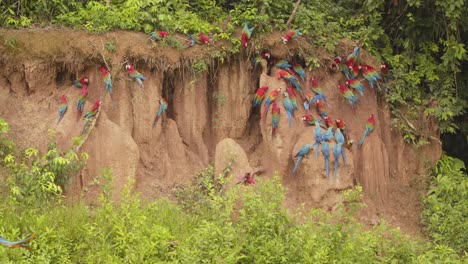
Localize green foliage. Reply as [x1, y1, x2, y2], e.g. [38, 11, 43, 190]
[421, 155, 468, 254]
[0, 118, 14, 159]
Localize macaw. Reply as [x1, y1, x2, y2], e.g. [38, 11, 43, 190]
[346, 45, 360, 65]
[241, 22, 255, 48]
[153, 98, 168, 128]
[0, 233, 35, 250]
[277, 70, 303, 96]
[84, 99, 102, 120]
[287, 86, 298, 110]
[332, 56, 351, 79]
[322, 127, 334, 142]
[338, 84, 359, 113]
[237, 170, 265, 186]
[282, 28, 302, 44]
[292, 144, 313, 176]
[346, 79, 364, 96]
[301, 114, 321, 126]
[276, 60, 291, 70]
[292, 63, 306, 80]
[348, 62, 360, 80]
[57, 95, 68, 125]
[309, 94, 327, 104]
[324, 116, 335, 130]
[313, 121, 323, 159]
[283, 92, 294, 128]
[252, 86, 269, 108]
[76, 84, 88, 115]
[316, 100, 327, 119]
[358, 114, 376, 148]
[184, 34, 196, 48]
[335, 118, 349, 143]
[380, 63, 392, 82]
[271, 101, 280, 136]
[311, 75, 324, 96]
[334, 128, 346, 166]
[100, 66, 112, 94]
[361, 64, 382, 91]
[74, 76, 89, 89]
[198, 33, 211, 44]
[321, 141, 330, 178]
[150, 31, 169, 42]
[125, 64, 146, 90]
[259, 50, 277, 75]
[333, 142, 343, 179]
[262, 88, 281, 118]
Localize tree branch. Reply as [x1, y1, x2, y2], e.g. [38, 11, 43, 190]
[286, 0, 301, 28]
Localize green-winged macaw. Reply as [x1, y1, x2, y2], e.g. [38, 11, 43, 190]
[311, 75, 324, 96]
[346, 78, 364, 96]
[282, 28, 302, 44]
[74, 76, 89, 89]
[262, 88, 281, 118]
[100, 66, 112, 94]
[358, 114, 375, 147]
[241, 22, 255, 48]
[361, 64, 382, 91]
[292, 144, 313, 176]
[338, 84, 358, 114]
[271, 101, 280, 136]
[150, 31, 169, 42]
[57, 95, 68, 125]
[126, 64, 146, 90]
[316, 100, 327, 119]
[84, 99, 102, 120]
[76, 84, 88, 115]
[252, 86, 269, 108]
[301, 114, 321, 126]
[332, 56, 351, 79]
[287, 86, 298, 110]
[277, 70, 303, 97]
[292, 63, 306, 80]
[153, 98, 168, 128]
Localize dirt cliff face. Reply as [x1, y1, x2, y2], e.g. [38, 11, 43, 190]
[0, 29, 441, 234]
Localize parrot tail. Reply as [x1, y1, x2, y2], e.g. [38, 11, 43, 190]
[153, 115, 160, 128]
[287, 112, 292, 127]
[341, 148, 347, 166]
[292, 156, 303, 176]
[137, 79, 145, 90]
[314, 142, 319, 160]
[334, 157, 338, 178]
[358, 131, 368, 147]
[325, 157, 330, 178]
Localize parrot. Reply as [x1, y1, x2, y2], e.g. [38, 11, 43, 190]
[252, 86, 269, 108]
[150, 31, 169, 42]
[313, 121, 323, 159]
[84, 99, 102, 120]
[287, 86, 298, 110]
[0, 233, 35, 250]
[184, 34, 196, 48]
[282, 92, 294, 127]
[333, 142, 343, 179]
[57, 95, 68, 125]
[292, 144, 313, 176]
[241, 22, 255, 48]
[322, 127, 334, 142]
[301, 114, 321, 126]
[198, 33, 211, 44]
[74, 76, 89, 89]
[125, 64, 146, 90]
[338, 83, 359, 113]
[311, 75, 324, 96]
[262, 88, 281, 118]
[332, 56, 351, 79]
[346, 78, 365, 96]
[380, 63, 392, 82]
[76, 84, 88, 115]
[348, 62, 360, 80]
[324, 115, 335, 130]
[361, 64, 382, 91]
[292, 63, 306, 80]
[277, 70, 302, 96]
[282, 28, 302, 44]
[309, 94, 327, 104]
[335, 118, 349, 143]
[100, 66, 112, 94]
[346, 45, 360, 65]
[153, 98, 168, 128]
[316, 100, 327, 119]
[358, 114, 376, 148]
[334, 128, 346, 166]
[271, 101, 280, 136]
[237, 170, 265, 186]
[276, 60, 291, 70]
[260, 50, 277, 74]
[321, 141, 330, 178]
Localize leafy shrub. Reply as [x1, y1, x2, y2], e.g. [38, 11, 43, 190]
[421, 155, 468, 254]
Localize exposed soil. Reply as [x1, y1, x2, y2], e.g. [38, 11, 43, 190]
[0, 29, 441, 237]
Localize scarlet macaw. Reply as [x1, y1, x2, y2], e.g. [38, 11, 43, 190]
[262, 88, 281, 119]
[153, 98, 168, 128]
[84, 99, 102, 120]
[100, 66, 112, 94]
[74, 76, 89, 89]
[271, 101, 280, 136]
[76, 84, 88, 115]
[292, 63, 306, 80]
[241, 22, 255, 48]
[125, 64, 146, 90]
[57, 95, 68, 125]
[282, 28, 302, 44]
[252, 86, 269, 108]
[358, 114, 376, 147]
[150, 31, 169, 42]
[346, 79, 364, 96]
[338, 84, 358, 113]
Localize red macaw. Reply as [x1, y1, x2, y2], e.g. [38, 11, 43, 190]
[237, 170, 265, 185]
[252, 86, 269, 108]
[271, 101, 280, 136]
[335, 119, 349, 144]
[74, 76, 89, 89]
[361, 64, 382, 91]
[0, 233, 35, 250]
[348, 62, 360, 79]
[346, 79, 364, 96]
[380, 63, 392, 82]
[346, 45, 361, 65]
[302, 114, 321, 126]
[358, 114, 375, 147]
[198, 33, 211, 44]
[84, 99, 102, 120]
[316, 100, 327, 119]
[57, 95, 68, 125]
[282, 28, 302, 44]
[153, 98, 168, 128]
[100, 66, 112, 94]
[76, 84, 88, 115]
[277, 70, 302, 97]
[332, 56, 351, 79]
[241, 22, 255, 48]
[324, 115, 335, 130]
[126, 64, 146, 90]
[150, 31, 169, 42]
[287, 86, 298, 110]
[311, 75, 324, 96]
[292, 63, 306, 80]
[292, 144, 314, 176]
[262, 88, 281, 118]
[338, 84, 358, 114]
